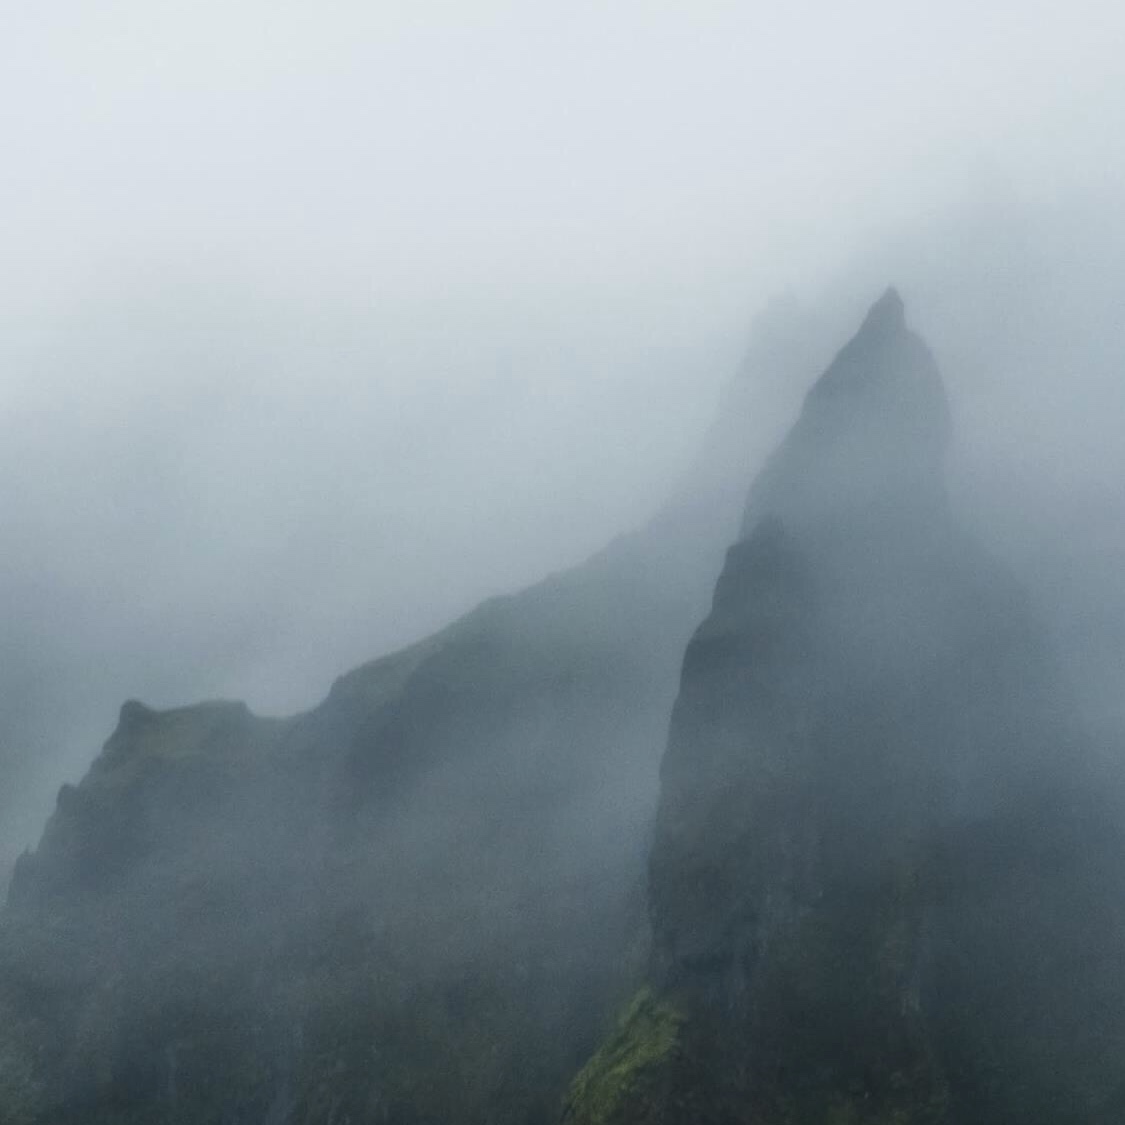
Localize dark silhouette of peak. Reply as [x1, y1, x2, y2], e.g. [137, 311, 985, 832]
[565, 293, 1125, 1125]
[805, 286, 948, 430]
[742, 289, 951, 539]
[856, 284, 905, 337]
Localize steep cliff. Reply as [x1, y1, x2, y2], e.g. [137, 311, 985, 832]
[564, 292, 1125, 1124]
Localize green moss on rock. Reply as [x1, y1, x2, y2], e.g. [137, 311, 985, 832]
[561, 987, 683, 1125]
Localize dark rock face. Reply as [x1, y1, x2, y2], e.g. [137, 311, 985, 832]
[566, 293, 1125, 1125]
[652, 290, 1070, 976]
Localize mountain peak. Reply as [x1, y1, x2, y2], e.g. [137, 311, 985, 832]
[857, 285, 905, 338]
[810, 284, 941, 411]
[741, 286, 950, 536]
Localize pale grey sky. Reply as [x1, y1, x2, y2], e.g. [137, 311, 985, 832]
[3, 0, 1123, 314]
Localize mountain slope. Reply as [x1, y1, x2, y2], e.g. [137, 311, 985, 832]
[0, 512, 709, 1125]
[0, 303, 826, 1125]
[564, 292, 1125, 1125]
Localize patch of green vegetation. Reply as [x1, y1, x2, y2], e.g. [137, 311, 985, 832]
[561, 987, 683, 1125]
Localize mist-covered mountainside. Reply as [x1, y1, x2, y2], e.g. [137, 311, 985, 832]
[0, 305, 829, 1125]
[563, 292, 1125, 1124]
[0, 504, 706, 1125]
[4, 289, 1125, 1125]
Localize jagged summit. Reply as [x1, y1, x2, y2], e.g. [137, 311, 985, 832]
[806, 285, 947, 424]
[856, 284, 905, 337]
[742, 287, 951, 536]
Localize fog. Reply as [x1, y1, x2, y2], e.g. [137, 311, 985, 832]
[3, 0, 1125, 884]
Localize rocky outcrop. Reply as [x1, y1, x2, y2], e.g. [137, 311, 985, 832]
[565, 292, 1125, 1124]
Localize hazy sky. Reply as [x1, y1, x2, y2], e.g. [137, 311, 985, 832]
[4, 0, 1124, 313]
[2, 0, 1125, 870]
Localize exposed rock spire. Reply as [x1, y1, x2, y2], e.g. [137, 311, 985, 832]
[742, 287, 951, 536]
[566, 288, 1125, 1125]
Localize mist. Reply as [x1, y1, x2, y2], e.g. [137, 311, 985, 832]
[3, 0, 1125, 1063]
